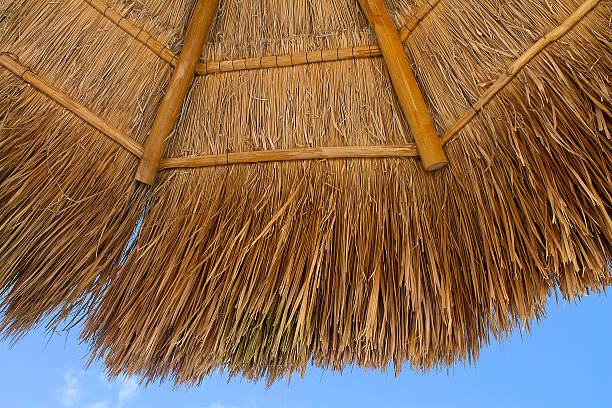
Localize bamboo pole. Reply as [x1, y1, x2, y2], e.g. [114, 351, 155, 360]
[135, 0, 219, 184]
[199, 46, 381, 75]
[0, 54, 143, 157]
[83, 0, 178, 67]
[159, 145, 419, 169]
[357, 0, 447, 171]
[441, 0, 602, 145]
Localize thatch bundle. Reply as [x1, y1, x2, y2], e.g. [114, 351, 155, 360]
[0, 0, 610, 385]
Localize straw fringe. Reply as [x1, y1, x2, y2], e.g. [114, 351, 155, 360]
[0, 0, 610, 387]
[90, 0, 610, 385]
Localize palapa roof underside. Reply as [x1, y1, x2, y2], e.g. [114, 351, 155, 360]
[0, 0, 610, 385]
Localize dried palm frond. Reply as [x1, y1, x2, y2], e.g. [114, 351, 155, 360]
[0, 0, 610, 386]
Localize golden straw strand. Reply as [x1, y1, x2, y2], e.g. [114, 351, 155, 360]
[82, 0, 178, 66]
[441, 0, 601, 144]
[0, 54, 143, 157]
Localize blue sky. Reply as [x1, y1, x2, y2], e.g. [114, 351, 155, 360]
[1, 293, 610, 408]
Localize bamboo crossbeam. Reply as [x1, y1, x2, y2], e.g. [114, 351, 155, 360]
[357, 0, 447, 171]
[198, 45, 381, 75]
[441, 0, 601, 145]
[0, 54, 143, 157]
[158, 145, 419, 170]
[83, 0, 178, 67]
[135, 0, 220, 185]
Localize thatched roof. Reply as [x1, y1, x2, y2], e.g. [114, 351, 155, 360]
[0, 0, 610, 385]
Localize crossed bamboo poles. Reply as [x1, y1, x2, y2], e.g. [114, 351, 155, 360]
[0, 0, 602, 183]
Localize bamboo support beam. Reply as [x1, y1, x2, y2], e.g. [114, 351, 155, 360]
[357, 0, 447, 171]
[0, 54, 143, 157]
[199, 45, 381, 75]
[83, 0, 178, 67]
[135, 0, 220, 184]
[159, 145, 419, 169]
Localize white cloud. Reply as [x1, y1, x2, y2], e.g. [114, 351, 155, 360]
[85, 401, 110, 408]
[204, 403, 238, 408]
[117, 376, 139, 406]
[57, 369, 81, 407]
[55, 369, 143, 408]
[98, 372, 114, 389]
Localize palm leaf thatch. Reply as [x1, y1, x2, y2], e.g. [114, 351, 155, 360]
[0, 0, 610, 385]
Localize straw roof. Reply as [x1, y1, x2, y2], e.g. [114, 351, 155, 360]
[0, 0, 610, 385]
